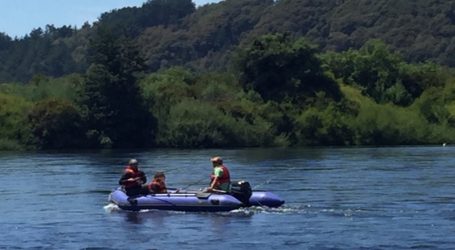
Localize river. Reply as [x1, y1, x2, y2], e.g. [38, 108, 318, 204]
[0, 147, 454, 249]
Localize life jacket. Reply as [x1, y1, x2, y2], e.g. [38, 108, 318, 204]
[148, 179, 167, 193]
[210, 165, 231, 188]
[123, 166, 142, 189]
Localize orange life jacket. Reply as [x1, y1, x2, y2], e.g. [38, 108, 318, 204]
[210, 165, 231, 188]
[123, 166, 142, 188]
[148, 179, 167, 193]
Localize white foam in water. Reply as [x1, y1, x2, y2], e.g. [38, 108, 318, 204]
[226, 207, 255, 216]
[258, 206, 301, 214]
[103, 203, 302, 215]
[104, 206, 189, 215]
[139, 209, 187, 215]
[103, 203, 120, 213]
[227, 205, 303, 215]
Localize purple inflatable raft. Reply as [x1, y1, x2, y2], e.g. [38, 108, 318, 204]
[108, 181, 285, 212]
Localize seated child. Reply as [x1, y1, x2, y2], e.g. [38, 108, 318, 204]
[148, 171, 167, 194]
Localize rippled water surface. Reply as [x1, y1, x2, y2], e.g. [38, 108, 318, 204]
[1, 147, 454, 249]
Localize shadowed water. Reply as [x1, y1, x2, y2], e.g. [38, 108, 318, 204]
[0, 147, 454, 249]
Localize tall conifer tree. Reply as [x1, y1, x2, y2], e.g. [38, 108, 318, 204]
[81, 26, 155, 148]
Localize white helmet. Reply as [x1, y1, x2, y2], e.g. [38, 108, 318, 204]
[128, 159, 138, 166]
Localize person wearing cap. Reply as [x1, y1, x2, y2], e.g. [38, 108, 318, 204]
[206, 156, 231, 192]
[118, 159, 148, 196]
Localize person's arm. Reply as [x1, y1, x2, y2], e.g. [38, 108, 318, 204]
[157, 181, 167, 193]
[208, 168, 223, 191]
[149, 181, 165, 193]
[158, 181, 167, 193]
[119, 172, 143, 186]
[139, 172, 147, 184]
[119, 172, 131, 185]
[209, 177, 219, 191]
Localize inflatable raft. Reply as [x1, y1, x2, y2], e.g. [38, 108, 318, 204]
[108, 181, 285, 212]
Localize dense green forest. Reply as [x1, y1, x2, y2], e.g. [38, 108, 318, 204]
[1, 0, 455, 150]
[2, 0, 455, 82]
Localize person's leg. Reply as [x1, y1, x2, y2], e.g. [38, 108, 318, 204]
[140, 184, 150, 195]
[126, 187, 141, 196]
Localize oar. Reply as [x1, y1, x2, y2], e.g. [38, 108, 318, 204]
[209, 189, 227, 194]
[179, 176, 208, 191]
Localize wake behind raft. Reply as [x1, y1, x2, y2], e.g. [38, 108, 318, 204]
[108, 180, 285, 212]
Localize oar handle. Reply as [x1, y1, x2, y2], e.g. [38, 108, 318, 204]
[180, 176, 207, 190]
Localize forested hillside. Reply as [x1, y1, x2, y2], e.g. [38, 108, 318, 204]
[1, 0, 455, 150]
[1, 0, 455, 82]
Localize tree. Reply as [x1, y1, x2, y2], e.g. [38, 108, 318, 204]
[0, 93, 32, 150]
[97, 0, 195, 38]
[140, 0, 195, 27]
[322, 40, 448, 106]
[28, 99, 85, 149]
[0, 32, 12, 50]
[80, 27, 155, 148]
[236, 33, 341, 102]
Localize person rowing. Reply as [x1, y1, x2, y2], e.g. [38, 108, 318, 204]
[118, 159, 149, 196]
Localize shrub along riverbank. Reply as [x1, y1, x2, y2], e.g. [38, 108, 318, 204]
[2, 34, 455, 150]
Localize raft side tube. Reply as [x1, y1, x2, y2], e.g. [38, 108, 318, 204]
[108, 189, 243, 212]
[248, 191, 285, 207]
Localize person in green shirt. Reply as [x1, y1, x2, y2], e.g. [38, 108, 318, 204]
[206, 156, 231, 192]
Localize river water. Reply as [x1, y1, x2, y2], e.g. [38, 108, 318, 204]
[0, 147, 454, 249]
